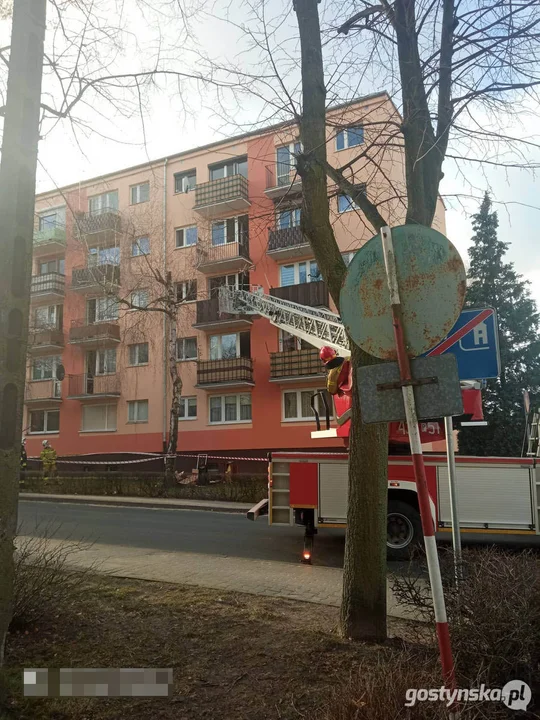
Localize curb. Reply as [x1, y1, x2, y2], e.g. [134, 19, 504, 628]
[19, 494, 251, 514]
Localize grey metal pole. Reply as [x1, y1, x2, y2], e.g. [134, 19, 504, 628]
[445, 415, 462, 579]
[0, 0, 47, 665]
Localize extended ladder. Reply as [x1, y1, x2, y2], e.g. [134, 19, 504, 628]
[526, 410, 540, 457]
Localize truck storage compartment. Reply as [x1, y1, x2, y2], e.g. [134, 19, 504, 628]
[318, 462, 348, 523]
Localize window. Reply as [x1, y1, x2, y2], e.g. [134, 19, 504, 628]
[130, 182, 150, 205]
[32, 355, 61, 381]
[175, 226, 197, 248]
[209, 394, 251, 424]
[87, 297, 119, 323]
[88, 245, 120, 266]
[342, 251, 356, 267]
[209, 331, 250, 360]
[276, 142, 302, 186]
[38, 206, 65, 230]
[128, 343, 149, 366]
[208, 272, 249, 297]
[337, 188, 365, 213]
[30, 409, 60, 434]
[88, 191, 118, 215]
[177, 336, 198, 361]
[283, 389, 333, 421]
[336, 126, 364, 151]
[128, 400, 149, 423]
[174, 170, 196, 193]
[209, 156, 248, 180]
[211, 214, 248, 247]
[39, 258, 64, 275]
[34, 304, 63, 330]
[179, 396, 197, 420]
[278, 207, 301, 229]
[131, 289, 149, 309]
[87, 348, 116, 375]
[279, 329, 312, 352]
[280, 260, 321, 287]
[176, 279, 197, 303]
[132, 237, 150, 256]
[81, 404, 117, 432]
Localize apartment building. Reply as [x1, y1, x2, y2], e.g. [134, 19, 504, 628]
[24, 92, 446, 466]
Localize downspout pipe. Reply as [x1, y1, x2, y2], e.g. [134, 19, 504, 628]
[162, 158, 168, 450]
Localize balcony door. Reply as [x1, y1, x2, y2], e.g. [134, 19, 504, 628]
[86, 348, 116, 394]
[39, 258, 65, 276]
[209, 331, 250, 360]
[276, 142, 302, 186]
[88, 191, 118, 216]
[208, 272, 249, 298]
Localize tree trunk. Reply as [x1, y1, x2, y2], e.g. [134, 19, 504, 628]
[0, 0, 47, 668]
[165, 303, 182, 489]
[294, 0, 389, 641]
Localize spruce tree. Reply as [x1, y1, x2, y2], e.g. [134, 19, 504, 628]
[458, 193, 540, 456]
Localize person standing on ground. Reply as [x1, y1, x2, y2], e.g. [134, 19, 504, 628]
[40, 439, 57, 481]
[20, 438, 27, 474]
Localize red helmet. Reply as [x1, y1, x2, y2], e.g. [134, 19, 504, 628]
[319, 346, 337, 364]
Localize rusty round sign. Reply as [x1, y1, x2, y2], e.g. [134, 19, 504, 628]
[340, 225, 466, 360]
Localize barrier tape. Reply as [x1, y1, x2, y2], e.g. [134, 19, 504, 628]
[27, 453, 268, 465]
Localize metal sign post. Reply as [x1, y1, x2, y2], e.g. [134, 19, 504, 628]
[444, 416, 462, 581]
[380, 227, 457, 694]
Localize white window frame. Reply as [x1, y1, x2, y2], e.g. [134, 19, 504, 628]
[279, 260, 321, 287]
[132, 237, 150, 256]
[87, 296, 119, 323]
[179, 396, 197, 421]
[127, 399, 149, 424]
[88, 191, 118, 215]
[31, 355, 61, 381]
[276, 142, 302, 185]
[177, 336, 198, 361]
[38, 206, 66, 230]
[130, 182, 150, 205]
[278, 329, 313, 352]
[128, 342, 149, 366]
[282, 388, 333, 422]
[209, 157, 248, 180]
[34, 304, 62, 330]
[29, 408, 60, 434]
[174, 170, 196, 193]
[335, 126, 364, 151]
[175, 225, 198, 248]
[337, 193, 362, 214]
[211, 215, 245, 246]
[81, 403, 117, 432]
[208, 394, 252, 425]
[176, 280, 197, 303]
[90, 348, 117, 376]
[130, 289, 149, 309]
[209, 333, 240, 360]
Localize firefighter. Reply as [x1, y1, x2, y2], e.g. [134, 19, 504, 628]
[40, 439, 57, 481]
[20, 438, 27, 473]
[319, 346, 351, 396]
[224, 462, 233, 484]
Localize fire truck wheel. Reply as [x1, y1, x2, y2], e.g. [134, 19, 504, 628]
[387, 501, 421, 560]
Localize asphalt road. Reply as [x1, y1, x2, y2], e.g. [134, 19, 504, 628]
[18, 500, 348, 568]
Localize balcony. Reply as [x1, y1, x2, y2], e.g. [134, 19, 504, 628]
[25, 379, 62, 404]
[267, 226, 310, 260]
[193, 297, 253, 331]
[28, 327, 64, 354]
[194, 175, 250, 219]
[74, 208, 122, 242]
[196, 357, 254, 388]
[196, 240, 251, 274]
[270, 349, 325, 382]
[67, 373, 120, 400]
[71, 263, 120, 293]
[270, 280, 329, 308]
[69, 319, 120, 347]
[265, 165, 302, 201]
[30, 272, 65, 302]
[33, 225, 66, 255]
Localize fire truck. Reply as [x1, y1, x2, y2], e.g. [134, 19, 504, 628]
[219, 287, 540, 562]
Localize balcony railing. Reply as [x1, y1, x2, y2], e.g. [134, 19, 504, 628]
[265, 165, 302, 199]
[28, 327, 64, 351]
[33, 225, 66, 250]
[30, 272, 65, 297]
[71, 263, 120, 290]
[74, 208, 122, 238]
[267, 226, 309, 259]
[68, 373, 120, 398]
[270, 280, 329, 308]
[196, 239, 251, 273]
[69, 319, 120, 345]
[197, 357, 254, 386]
[194, 175, 250, 218]
[25, 379, 62, 403]
[270, 349, 324, 380]
[195, 296, 252, 328]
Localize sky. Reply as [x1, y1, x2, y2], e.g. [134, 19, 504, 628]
[2, 0, 540, 306]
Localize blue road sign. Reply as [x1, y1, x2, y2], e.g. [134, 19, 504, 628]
[425, 307, 500, 380]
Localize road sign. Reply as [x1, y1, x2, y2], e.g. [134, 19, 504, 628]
[425, 307, 500, 380]
[340, 225, 466, 359]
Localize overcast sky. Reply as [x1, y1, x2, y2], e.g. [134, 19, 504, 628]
[2, 0, 539, 305]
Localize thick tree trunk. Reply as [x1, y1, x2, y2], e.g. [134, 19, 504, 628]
[295, 0, 389, 641]
[0, 0, 47, 668]
[165, 302, 182, 488]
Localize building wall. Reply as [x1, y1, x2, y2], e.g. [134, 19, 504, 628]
[25, 93, 447, 463]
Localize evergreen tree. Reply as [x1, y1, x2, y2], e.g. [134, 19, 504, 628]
[459, 193, 540, 456]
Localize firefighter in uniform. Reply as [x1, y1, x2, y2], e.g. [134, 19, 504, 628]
[40, 439, 57, 480]
[319, 346, 351, 396]
[20, 438, 27, 474]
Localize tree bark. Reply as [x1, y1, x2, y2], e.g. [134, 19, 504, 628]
[294, 0, 389, 641]
[165, 280, 182, 488]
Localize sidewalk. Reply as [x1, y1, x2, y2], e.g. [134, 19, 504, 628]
[19, 492, 252, 514]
